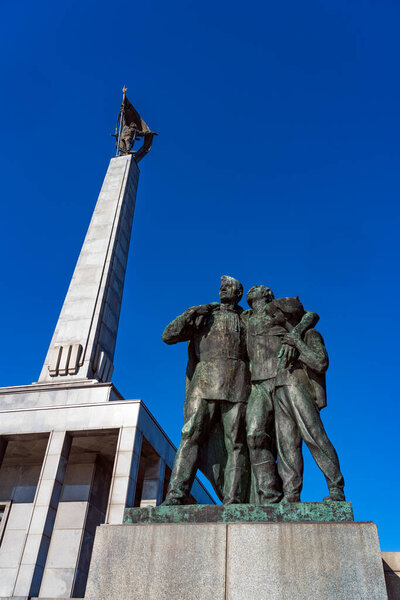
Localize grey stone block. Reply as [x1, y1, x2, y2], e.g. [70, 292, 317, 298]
[227, 522, 388, 600]
[84, 522, 388, 600]
[85, 523, 226, 600]
[22, 533, 44, 566]
[0, 529, 26, 567]
[45, 528, 82, 568]
[6, 502, 33, 530]
[54, 501, 88, 530]
[39, 566, 75, 597]
[0, 566, 19, 597]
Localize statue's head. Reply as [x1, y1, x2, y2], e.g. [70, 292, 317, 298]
[219, 276, 243, 304]
[246, 285, 274, 308]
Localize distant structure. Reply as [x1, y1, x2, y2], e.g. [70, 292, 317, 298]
[0, 91, 211, 600]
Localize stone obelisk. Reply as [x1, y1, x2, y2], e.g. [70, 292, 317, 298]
[39, 154, 138, 383]
[38, 86, 156, 385]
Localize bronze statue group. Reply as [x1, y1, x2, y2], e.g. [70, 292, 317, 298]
[162, 276, 345, 506]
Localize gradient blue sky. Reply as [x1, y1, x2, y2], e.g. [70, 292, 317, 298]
[1, 0, 399, 549]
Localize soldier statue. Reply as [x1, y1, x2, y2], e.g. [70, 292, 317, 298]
[161, 276, 250, 505]
[119, 122, 138, 154]
[243, 286, 319, 504]
[274, 322, 345, 502]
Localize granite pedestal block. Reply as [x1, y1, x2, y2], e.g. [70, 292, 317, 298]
[85, 520, 388, 600]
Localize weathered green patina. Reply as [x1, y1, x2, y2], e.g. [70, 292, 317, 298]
[124, 501, 353, 525]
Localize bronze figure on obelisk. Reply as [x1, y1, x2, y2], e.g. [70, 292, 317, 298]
[112, 86, 157, 161]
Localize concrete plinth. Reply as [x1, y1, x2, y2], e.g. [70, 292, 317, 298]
[85, 521, 388, 600]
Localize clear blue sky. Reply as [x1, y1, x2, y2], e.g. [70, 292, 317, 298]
[0, 0, 399, 549]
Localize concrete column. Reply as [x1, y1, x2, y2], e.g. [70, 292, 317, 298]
[38, 460, 96, 598]
[12, 431, 71, 598]
[106, 427, 142, 524]
[39, 154, 139, 383]
[139, 457, 165, 507]
[38, 454, 113, 599]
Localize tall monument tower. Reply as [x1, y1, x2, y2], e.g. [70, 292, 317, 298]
[0, 91, 212, 600]
[38, 153, 138, 383]
[39, 87, 155, 384]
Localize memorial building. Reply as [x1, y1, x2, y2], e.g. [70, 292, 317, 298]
[0, 92, 398, 600]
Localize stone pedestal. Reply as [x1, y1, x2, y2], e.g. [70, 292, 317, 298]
[85, 520, 388, 600]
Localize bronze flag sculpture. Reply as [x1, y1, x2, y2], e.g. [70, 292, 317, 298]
[112, 86, 157, 161]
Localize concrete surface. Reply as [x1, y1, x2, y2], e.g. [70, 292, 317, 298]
[84, 521, 388, 600]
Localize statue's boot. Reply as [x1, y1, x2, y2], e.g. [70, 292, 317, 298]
[161, 482, 189, 506]
[253, 460, 282, 504]
[160, 497, 184, 506]
[280, 494, 300, 504]
[161, 438, 199, 505]
[323, 487, 345, 502]
[223, 467, 248, 504]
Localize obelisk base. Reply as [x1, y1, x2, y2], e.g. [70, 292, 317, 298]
[84, 521, 387, 600]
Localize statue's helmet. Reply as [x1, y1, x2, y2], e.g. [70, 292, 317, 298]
[246, 285, 274, 308]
